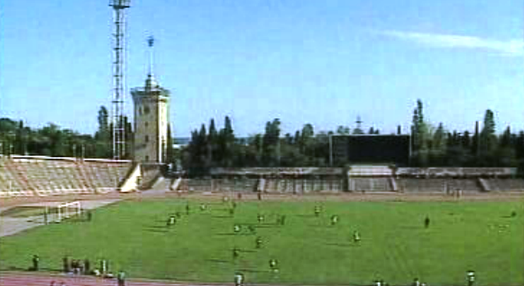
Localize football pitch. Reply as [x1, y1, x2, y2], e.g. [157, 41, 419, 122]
[0, 199, 523, 285]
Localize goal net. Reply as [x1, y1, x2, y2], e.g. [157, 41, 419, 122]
[48, 201, 82, 223]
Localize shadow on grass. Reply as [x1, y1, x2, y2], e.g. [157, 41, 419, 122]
[238, 249, 257, 253]
[237, 268, 270, 274]
[295, 214, 318, 218]
[144, 227, 169, 233]
[253, 224, 278, 229]
[205, 258, 230, 264]
[215, 232, 236, 236]
[6, 266, 30, 271]
[325, 242, 357, 247]
[212, 215, 232, 219]
[399, 225, 423, 230]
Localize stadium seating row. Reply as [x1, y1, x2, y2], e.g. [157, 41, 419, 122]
[0, 158, 131, 198]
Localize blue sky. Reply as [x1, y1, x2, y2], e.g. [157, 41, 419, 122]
[1, 0, 523, 137]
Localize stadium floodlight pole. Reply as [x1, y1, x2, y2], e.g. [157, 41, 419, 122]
[110, 0, 131, 160]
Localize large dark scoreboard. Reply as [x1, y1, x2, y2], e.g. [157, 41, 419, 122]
[331, 135, 411, 166]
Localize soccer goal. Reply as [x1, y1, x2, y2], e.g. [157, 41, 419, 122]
[52, 201, 82, 223]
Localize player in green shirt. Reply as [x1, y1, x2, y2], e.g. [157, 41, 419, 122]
[314, 206, 321, 217]
[353, 230, 361, 244]
[234, 272, 244, 286]
[269, 259, 279, 273]
[331, 215, 339, 226]
[467, 270, 475, 286]
[117, 270, 126, 286]
[232, 247, 240, 260]
[255, 236, 263, 249]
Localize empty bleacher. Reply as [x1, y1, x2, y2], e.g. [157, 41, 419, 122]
[485, 179, 524, 192]
[0, 156, 132, 198]
[212, 178, 258, 193]
[348, 178, 391, 192]
[398, 179, 448, 193]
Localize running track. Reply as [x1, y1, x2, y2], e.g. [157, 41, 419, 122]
[0, 272, 228, 286]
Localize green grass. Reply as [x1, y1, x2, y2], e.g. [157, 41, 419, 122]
[0, 199, 523, 285]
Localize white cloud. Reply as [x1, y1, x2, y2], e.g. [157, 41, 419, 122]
[382, 30, 524, 56]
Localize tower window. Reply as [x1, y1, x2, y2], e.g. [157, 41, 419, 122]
[145, 122, 149, 128]
[144, 105, 150, 114]
[145, 135, 149, 143]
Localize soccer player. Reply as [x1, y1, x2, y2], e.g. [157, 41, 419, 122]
[412, 278, 421, 286]
[353, 230, 361, 244]
[84, 258, 90, 275]
[200, 203, 207, 211]
[87, 210, 92, 222]
[269, 259, 278, 273]
[331, 215, 339, 226]
[32, 254, 40, 271]
[100, 259, 108, 274]
[314, 206, 321, 217]
[234, 272, 244, 286]
[280, 215, 286, 226]
[255, 236, 263, 249]
[229, 208, 235, 217]
[167, 215, 176, 227]
[185, 203, 190, 215]
[257, 214, 265, 224]
[467, 270, 475, 286]
[424, 216, 430, 229]
[63, 256, 70, 273]
[234, 224, 241, 234]
[257, 191, 262, 201]
[117, 270, 126, 286]
[233, 247, 240, 260]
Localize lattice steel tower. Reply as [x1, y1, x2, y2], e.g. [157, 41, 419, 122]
[109, 0, 131, 159]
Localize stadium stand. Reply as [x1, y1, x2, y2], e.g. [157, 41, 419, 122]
[397, 179, 448, 193]
[0, 156, 132, 198]
[485, 179, 524, 191]
[348, 178, 392, 192]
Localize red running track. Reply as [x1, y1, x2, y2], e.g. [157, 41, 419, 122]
[0, 272, 229, 286]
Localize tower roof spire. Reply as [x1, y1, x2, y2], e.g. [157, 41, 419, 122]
[147, 35, 155, 77]
[145, 35, 159, 89]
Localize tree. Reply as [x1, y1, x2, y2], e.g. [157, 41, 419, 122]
[207, 119, 218, 167]
[412, 99, 429, 166]
[336, 126, 350, 135]
[479, 109, 497, 165]
[218, 116, 236, 167]
[262, 119, 281, 166]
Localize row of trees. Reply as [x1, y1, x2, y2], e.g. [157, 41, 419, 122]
[410, 100, 524, 167]
[2, 100, 523, 173]
[182, 100, 524, 175]
[0, 106, 133, 159]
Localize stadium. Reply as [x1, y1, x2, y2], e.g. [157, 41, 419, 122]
[1, 1, 523, 286]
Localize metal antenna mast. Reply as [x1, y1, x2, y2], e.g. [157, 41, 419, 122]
[109, 0, 131, 160]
